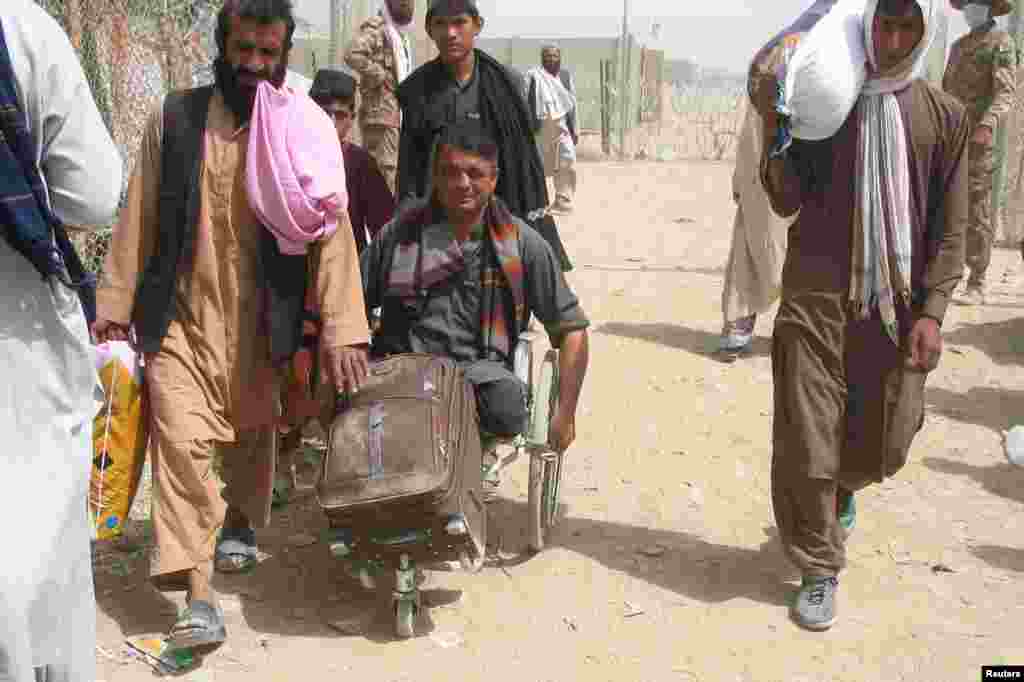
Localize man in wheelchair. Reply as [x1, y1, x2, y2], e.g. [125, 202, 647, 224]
[358, 120, 590, 488]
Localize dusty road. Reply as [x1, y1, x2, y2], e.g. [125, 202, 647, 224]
[95, 160, 1024, 682]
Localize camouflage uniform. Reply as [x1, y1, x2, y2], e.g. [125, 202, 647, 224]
[943, 23, 1017, 290]
[344, 14, 409, 194]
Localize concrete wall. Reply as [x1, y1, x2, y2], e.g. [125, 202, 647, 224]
[478, 35, 646, 134]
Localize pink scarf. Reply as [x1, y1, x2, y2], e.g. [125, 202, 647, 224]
[246, 81, 347, 255]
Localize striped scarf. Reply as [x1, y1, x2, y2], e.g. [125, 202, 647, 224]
[386, 197, 525, 361]
[852, 0, 939, 345]
[0, 20, 83, 286]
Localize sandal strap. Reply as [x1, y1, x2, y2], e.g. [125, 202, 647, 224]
[173, 600, 222, 632]
[219, 526, 256, 545]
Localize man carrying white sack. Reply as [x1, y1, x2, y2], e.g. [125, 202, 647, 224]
[718, 104, 794, 358]
[94, 0, 369, 651]
[759, 0, 967, 631]
[527, 44, 578, 214]
[0, 1, 122, 680]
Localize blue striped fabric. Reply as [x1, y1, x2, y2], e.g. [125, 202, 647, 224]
[0, 19, 85, 286]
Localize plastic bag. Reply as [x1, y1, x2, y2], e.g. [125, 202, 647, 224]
[90, 341, 148, 539]
[1004, 426, 1024, 468]
[749, 0, 867, 144]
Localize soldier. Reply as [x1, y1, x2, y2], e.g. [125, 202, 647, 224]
[345, 0, 416, 195]
[943, 0, 1017, 305]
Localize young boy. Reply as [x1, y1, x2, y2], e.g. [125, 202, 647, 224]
[310, 68, 395, 252]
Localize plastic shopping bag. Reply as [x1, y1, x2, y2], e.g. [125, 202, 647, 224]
[90, 341, 148, 539]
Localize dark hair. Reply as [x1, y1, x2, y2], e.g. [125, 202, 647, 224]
[425, 0, 483, 28]
[216, 0, 297, 54]
[435, 121, 499, 167]
[876, 0, 923, 18]
[313, 94, 356, 112]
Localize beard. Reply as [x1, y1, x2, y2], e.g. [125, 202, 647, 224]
[213, 55, 289, 123]
[385, 0, 415, 28]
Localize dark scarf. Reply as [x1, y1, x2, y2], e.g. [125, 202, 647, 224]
[0, 21, 93, 314]
[385, 197, 525, 361]
[399, 49, 550, 219]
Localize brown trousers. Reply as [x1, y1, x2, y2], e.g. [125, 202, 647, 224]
[771, 301, 928, 576]
[361, 123, 399, 196]
[149, 428, 277, 590]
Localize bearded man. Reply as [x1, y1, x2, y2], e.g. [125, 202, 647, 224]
[760, 0, 967, 631]
[94, 0, 370, 650]
[527, 44, 578, 214]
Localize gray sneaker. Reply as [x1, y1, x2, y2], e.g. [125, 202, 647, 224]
[719, 315, 756, 355]
[791, 576, 839, 631]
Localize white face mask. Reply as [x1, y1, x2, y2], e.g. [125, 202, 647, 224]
[963, 3, 992, 29]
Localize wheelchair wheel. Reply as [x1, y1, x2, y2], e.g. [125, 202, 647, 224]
[394, 599, 416, 639]
[527, 350, 558, 447]
[527, 453, 547, 552]
[527, 352, 559, 552]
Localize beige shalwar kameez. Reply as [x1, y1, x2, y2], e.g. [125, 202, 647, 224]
[721, 106, 793, 324]
[97, 91, 369, 589]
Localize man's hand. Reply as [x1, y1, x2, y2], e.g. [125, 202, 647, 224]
[324, 344, 369, 394]
[972, 125, 994, 147]
[92, 319, 131, 346]
[1019, 238, 1024, 263]
[548, 405, 576, 454]
[906, 317, 942, 372]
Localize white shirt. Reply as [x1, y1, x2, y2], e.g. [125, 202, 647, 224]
[0, 4, 120, 680]
[2, 0, 122, 226]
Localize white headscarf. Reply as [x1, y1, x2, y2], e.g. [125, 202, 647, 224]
[381, 1, 413, 83]
[852, 0, 940, 344]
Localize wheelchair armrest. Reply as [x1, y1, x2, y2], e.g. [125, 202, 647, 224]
[513, 330, 545, 396]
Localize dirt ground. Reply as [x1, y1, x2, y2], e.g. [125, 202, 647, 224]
[93, 160, 1024, 682]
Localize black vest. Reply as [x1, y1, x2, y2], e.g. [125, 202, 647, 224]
[131, 86, 306, 366]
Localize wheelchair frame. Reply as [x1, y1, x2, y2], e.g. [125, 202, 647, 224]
[484, 329, 565, 553]
[326, 330, 564, 639]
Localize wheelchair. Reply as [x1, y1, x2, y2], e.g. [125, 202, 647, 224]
[323, 329, 565, 639]
[482, 329, 565, 553]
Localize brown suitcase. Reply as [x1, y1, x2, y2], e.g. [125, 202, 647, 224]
[316, 354, 486, 560]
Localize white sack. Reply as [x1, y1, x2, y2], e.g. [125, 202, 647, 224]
[784, 0, 868, 141]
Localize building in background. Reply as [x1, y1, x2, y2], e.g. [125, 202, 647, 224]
[477, 35, 660, 136]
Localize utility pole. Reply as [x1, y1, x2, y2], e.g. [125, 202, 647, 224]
[329, 0, 341, 66]
[617, 0, 630, 159]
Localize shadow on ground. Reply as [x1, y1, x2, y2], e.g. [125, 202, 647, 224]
[597, 321, 771, 361]
[579, 264, 725, 277]
[96, 491, 798, 646]
[488, 499, 797, 609]
[944, 316, 1024, 366]
[969, 545, 1024, 572]
[925, 386, 1024, 434]
[921, 456, 1024, 506]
